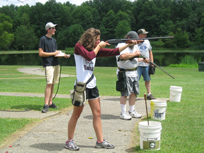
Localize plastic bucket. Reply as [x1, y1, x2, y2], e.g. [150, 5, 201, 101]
[170, 86, 182, 102]
[138, 121, 162, 150]
[150, 99, 167, 120]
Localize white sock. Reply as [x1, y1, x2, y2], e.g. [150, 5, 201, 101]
[148, 93, 151, 96]
[129, 105, 135, 112]
[120, 104, 126, 114]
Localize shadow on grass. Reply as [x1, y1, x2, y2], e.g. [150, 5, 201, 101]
[10, 104, 42, 111]
[125, 146, 141, 152]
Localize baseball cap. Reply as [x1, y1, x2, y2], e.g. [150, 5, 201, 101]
[45, 22, 57, 30]
[137, 29, 148, 34]
[126, 31, 139, 39]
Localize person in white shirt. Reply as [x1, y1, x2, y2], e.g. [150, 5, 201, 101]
[116, 31, 149, 120]
[65, 28, 138, 151]
[137, 29, 156, 100]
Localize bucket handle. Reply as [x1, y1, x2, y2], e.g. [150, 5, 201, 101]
[139, 134, 160, 141]
[170, 93, 179, 97]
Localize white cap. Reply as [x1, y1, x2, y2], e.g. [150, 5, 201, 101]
[137, 29, 148, 35]
[45, 22, 57, 30]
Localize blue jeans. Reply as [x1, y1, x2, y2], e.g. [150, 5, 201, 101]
[137, 66, 151, 81]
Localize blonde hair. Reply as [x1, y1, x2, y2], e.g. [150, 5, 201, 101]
[78, 28, 100, 51]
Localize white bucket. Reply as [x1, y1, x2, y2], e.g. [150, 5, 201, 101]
[170, 86, 182, 102]
[138, 121, 162, 150]
[150, 99, 167, 120]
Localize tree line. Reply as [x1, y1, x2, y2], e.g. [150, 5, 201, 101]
[0, 0, 204, 51]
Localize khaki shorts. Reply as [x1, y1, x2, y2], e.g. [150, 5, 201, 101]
[45, 65, 60, 84]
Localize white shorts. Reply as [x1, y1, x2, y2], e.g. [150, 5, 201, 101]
[45, 65, 60, 84]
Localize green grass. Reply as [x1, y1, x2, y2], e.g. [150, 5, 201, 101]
[0, 118, 38, 146]
[0, 65, 74, 145]
[0, 65, 76, 93]
[169, 63, 198, 68]
[0, 96, 72, 111]
[0, 65, 204, 152]
[0, 95, 72, 146]
[133, 67, 204, 152]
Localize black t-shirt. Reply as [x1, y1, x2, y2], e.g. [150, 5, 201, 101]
[39, 35, 59, 67]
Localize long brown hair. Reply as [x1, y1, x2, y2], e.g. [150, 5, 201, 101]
[78, 28, 100, 51]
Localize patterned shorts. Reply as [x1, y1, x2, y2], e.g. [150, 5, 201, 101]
[121, 76, 140, 96]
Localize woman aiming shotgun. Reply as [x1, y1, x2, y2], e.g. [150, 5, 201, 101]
[65, 28, 138, 151]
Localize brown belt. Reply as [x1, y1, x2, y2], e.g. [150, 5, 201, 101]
[118, 67, 137, 71]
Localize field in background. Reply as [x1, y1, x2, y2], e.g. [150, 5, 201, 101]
[0, 65, 203, 152]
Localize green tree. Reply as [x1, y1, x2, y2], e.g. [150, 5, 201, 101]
[174, 28, 189, 48]
[20, 13, 30, 26]
[0, 13, 14, 49]
[15, 25, 37, 50]
[71, 5, 93, 29]
[1, 0, 203, 50]
[83, 10, 94, 30]
[29, 2, 46, 38]
[116, 10, 130, 25]
[100, 10, 116, 40]
[186, 13, 198, 32]
[67, 24, 84, 47]
[151, 39, 165, 48]
[159, 20, 175, 36]
[57, 24, 84, 48]
[200, 13, 204, 28]
[115, 20, 131, 39]
[91, 8, 101, 29]
[194, 27, 204, 45]
[133, 0, 159, 35]
[0, 4, 20, 32]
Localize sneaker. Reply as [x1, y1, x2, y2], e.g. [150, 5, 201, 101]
[147, 94, 156, 100]
[120, 112, 132, 120]
[65, 140, 79, 151]
[129, 110, 142, 118]
[95, 139, 115, 149]
[42, 105, 49, 113]
[49, 102, 58, 108]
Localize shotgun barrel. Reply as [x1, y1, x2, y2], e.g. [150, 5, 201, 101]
[106, 36, 174, 44]
[139, 54, 175, 79]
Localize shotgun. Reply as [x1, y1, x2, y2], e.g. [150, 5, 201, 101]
[139, 54, 175, 79]
[106, 36, 174, 44]
[118, 54, 175, 79]
[111, 36, 175, 79]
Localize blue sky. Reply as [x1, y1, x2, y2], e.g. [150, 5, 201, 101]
[1, 0, 86, 7]
[1, 0, 135, 8]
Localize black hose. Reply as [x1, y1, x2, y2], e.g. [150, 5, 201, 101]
[52, 59, 62, 100]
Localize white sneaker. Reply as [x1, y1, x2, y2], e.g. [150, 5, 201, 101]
[129, 110, 142, 118]
[120, 112, 132, 120]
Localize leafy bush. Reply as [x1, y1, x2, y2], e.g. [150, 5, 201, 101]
[188, 44, 204, 50]
[168, 55, 198, 67]
[151, 39, 165, 48]
[180, 55, 197, 64]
